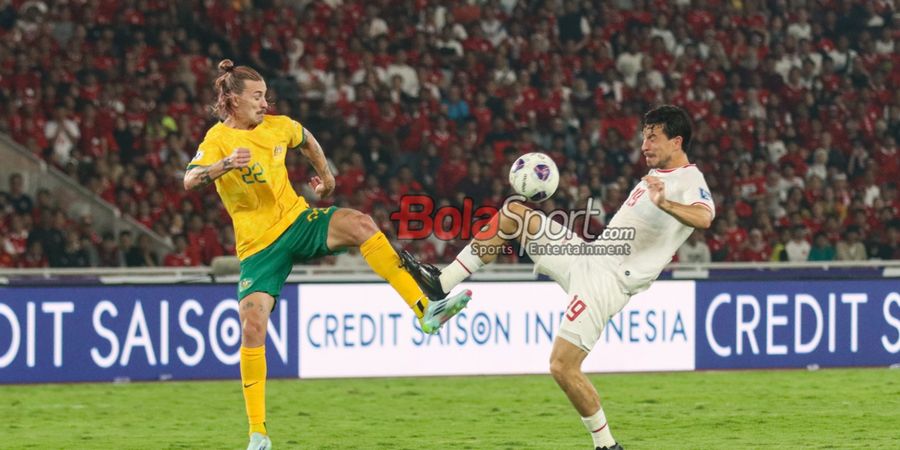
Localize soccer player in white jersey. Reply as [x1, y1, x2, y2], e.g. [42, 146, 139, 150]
[400, 105, 714, 450]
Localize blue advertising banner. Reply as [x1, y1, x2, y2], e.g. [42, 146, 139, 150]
[0, 286, 298, 383]
[695, 280, 900, 369]
[2, 279, 898, 383]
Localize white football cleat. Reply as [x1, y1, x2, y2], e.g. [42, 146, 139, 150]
[247, 432, 271, 450]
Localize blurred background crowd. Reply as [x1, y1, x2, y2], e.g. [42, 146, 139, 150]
[0, 0, 897, 268]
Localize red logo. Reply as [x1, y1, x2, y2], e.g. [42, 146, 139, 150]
[565, 295, 587, 321]
[625, 187, 646, 207]
[390, 195, 500, 240]
[390, 194, 613, 242]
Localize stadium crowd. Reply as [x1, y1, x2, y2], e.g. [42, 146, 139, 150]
[0, 0, 898, 268]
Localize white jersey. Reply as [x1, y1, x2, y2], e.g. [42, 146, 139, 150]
[603, 164, 715, 294]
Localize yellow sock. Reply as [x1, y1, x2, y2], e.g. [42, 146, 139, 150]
[241, 345, 267, 436]
[360, 232, 429, 317]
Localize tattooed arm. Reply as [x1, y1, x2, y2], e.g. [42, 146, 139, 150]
[183, 147, 252, 191]
[298, 129, 335, 197]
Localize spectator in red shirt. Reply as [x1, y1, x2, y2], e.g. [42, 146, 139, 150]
[707, 220, 729, 262]
[18, 240, 48, 268]
[0, 0, 894, 269]
[186, 214, 223, 265]
[741, 228, 772, 261]
[164, 234, 198, 267]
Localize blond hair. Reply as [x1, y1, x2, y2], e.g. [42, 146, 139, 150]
[210, 59, 264, 120]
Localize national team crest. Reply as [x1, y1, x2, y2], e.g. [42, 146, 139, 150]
[274, 145, 284, 156]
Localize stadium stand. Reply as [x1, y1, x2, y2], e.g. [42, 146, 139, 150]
[0, 0, 897, 268]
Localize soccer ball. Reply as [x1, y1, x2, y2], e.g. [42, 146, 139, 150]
[508, 152, 559, 202]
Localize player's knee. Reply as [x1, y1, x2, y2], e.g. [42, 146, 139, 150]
[353, 212, 380, 244]
[241, 310, 268, 342]
[549, 355, 573, 380]
[550, 357, 566, 380]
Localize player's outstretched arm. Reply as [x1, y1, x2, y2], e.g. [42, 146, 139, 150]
[658, 201, 713, 229]
[183, 147, 251, 190]
[299, 129, 335, 197]
[643, 175, 713, 229]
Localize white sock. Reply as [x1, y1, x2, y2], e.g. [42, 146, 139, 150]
[581, 408, 616, 448]
[438, 242, 485, 292]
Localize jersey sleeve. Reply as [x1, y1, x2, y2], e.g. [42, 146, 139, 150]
[287, 117, 306, 148]
[680, 170, 716, 219]
[187, 138, 224, 170]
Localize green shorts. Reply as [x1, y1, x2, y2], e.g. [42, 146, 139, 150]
[238, 206, 342, 301]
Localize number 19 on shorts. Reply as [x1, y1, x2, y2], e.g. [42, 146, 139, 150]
[565, 295, 586, 321]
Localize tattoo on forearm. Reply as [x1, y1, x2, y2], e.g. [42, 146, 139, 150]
[222, 157, 232, 170]
[198, 167, 213, 187]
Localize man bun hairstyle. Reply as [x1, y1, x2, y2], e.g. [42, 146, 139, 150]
[211, 59, 264, 120]
[641, 105, 693, 152]
[218, 59, 235, 72]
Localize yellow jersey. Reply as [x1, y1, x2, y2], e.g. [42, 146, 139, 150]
[188, 115, 309, 260]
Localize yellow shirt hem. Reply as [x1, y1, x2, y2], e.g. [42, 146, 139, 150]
[236, 198, 309, 260]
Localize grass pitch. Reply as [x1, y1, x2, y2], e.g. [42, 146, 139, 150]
[1, 368, 898, 449]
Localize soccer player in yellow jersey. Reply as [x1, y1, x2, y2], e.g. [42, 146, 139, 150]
[184, 59, 471, 450]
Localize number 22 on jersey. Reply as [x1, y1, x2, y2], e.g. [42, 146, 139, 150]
[240, 162, 266, 184]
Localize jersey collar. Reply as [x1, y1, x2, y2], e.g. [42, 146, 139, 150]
[654, 163, 696, 173]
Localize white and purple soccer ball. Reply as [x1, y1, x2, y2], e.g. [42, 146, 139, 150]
[508, 152, 559, 203]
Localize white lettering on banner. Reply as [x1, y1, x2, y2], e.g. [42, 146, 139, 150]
[0, 303, 20, 368]
[42, 302, 74, 367]
[766, 295, 788, 355]
[794, 294, 823, 354]
[177, 300, 205, 367]
[160, 301, 169, 365]
[209, 300, 240, 365]
[268, 303, 288, 364]
[842, 293, 866, 353]
[736, 295, 761, 355]
[883, 293, 900, 353]
[828, 293, 836, 352]
[120, 301, 156, 366]
[26, 302, 35, 367]
[705, 292, 875, 356]
[91, 301, 120, 368]
[1, 296, 291, 372]
[297, 282, 695, 378]
[706, 293, 731, 357]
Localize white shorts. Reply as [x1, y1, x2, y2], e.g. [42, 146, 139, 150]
[527, 217, 631, 353]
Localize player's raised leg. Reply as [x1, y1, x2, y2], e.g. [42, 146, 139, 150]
[326, 207, 471, 333]
[400, 200, 543, 298]
[549, 337, 621, 450]
[239, 292, 275, 450]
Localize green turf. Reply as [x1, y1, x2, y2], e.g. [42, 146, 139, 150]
[1, 368, 898, 449]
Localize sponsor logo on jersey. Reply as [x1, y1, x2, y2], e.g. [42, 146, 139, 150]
[240, 279, 252, 290]
[699, 187, 711, 200]
[274, 145, 284, 156]
[191, 151, 204, 161]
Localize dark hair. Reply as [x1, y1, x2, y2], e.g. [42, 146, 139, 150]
[641, 105, 693, 152]
[211, 59, 264, 120]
